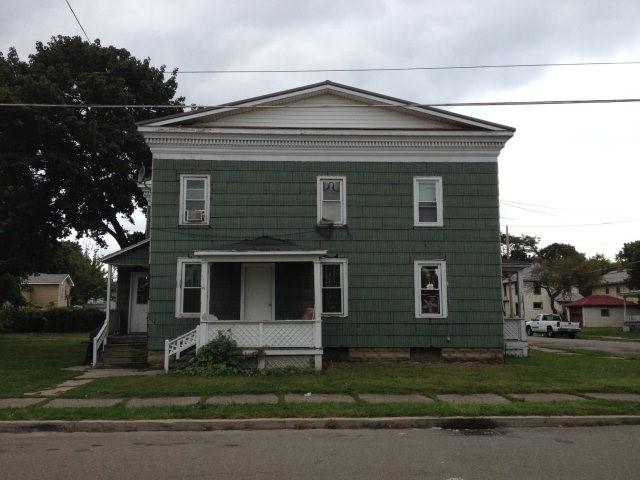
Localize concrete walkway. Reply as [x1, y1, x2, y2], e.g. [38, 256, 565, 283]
[3, 392, 640, 409]
[529, 335, 640, 355]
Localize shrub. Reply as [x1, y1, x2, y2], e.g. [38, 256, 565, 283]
[0, 306, 104, 333]
[177, 330, 259, 376]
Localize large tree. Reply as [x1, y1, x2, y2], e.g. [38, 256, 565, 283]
[617, 241, 640, 289]
[1, 36, 184, 249]
[532, 243, 601, 313]
[501, 233, 539, 261]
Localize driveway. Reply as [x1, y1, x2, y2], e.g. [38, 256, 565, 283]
[1, 427, 639, 479]
[528, 334, 640, 355]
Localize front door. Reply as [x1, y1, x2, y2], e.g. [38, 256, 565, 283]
[129, 272, 149, 333]
[242, 264, 274, 321]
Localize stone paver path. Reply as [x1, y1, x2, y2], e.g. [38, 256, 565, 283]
[44, 398, 122, 408]
[285, 393, 355, 403]
[584, 393, 640, 402]
[0, 398, 44, 409]
[78, 368, 162, 379]
[127, 397, 200, 408]
[436, 394, 510, 405]
[57, 379, 94, 388]
[206, 394, 279, 405]
[359, 394, 433, 404]
[24, 386, 77, 397]
[510, 393, 584, 402]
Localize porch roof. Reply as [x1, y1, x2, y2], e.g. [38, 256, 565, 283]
[194, 236, 326, 262]
[101, 238, 150, 266]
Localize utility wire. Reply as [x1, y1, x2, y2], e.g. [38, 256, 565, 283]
[504, 219, 640, 228]
[2, 98, 640, 109]
[64, 0, 90, 42]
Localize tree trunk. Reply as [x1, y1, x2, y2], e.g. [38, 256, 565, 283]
[104, 213, 129, 248]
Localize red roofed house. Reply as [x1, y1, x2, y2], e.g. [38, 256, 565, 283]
[566, 295, 638, 328]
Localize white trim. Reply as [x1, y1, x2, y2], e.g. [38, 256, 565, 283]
[413, 176, 443, 227]
[193, 250, 327, 263]
[240, 263, 276, 321]
[317, 176, 347, 226]
[140, 83, 512, 131]
[175, 258, 202, 318]
[321, 258, 348, 317]
[414, 260, 448, 319]
[179, 174, 210, 226]
[128, 271, 149, 333]
[101, 239, 149, 263]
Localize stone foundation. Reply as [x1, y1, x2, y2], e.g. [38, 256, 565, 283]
[347, 347, 502, 362]
[147, 350, 164, 368]
[441, 348, 503, 361]
[349, 348, 411, 362]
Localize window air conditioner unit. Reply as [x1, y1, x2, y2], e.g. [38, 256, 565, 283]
[185, 209, 205, 223]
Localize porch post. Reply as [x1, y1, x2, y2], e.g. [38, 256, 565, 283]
[106, 265, 112, 333]
[200, 260, 209, 318]
[516, 270, 525, 319]
[313, 260, 322, 320]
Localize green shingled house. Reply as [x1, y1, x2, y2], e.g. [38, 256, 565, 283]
[100, 81, 514, 370]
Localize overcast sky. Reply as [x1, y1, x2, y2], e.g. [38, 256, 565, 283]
[2, 0, 639, 258]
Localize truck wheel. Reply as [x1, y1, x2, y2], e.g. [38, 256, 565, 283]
[546, 327, 554, 338]
[526, 326, 533, 336]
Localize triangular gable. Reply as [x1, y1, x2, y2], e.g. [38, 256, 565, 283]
[101, 239, 149, 266]
[139, 81, 514, 132]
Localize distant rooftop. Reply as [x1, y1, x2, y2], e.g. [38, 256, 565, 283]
[601, 269, 628, 285]
[567, 295, 634, 308]
[26, 274, 73, 286]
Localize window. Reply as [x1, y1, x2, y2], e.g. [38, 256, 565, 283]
[176, 259, 201, 316]
[413, 177, 443, 226]
[601, 308, 610, 317]
[533, 302, 543, 309]
[414, 260, 448, 318]
[136, 274, 150, 304]
[321, 259, 348, 316]
[616, 286, 621, 294]
[179, 175, 210, 225]
[605, 287, 610, 294]
[317, 176, 346, 225]
[533, 282, 541, 295]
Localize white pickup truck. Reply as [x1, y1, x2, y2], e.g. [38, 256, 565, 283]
[526, 314, 581, 338]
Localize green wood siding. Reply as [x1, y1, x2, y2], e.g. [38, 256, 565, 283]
[148, 160, 503, 350]
[105, 241, 149, 267]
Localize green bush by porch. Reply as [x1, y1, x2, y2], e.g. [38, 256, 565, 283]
[0, 307, 104, 333]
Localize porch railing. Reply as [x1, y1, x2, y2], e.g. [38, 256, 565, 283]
[164, 327, 199, 372]
[92, 316, 109, 367]
[504, 317, 528, 357]
[199, 316, 322, 350]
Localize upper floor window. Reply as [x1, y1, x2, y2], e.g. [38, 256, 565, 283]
[317, 176, 346, 226]
[533, 282, 542, 295]
[321, 259, 348, 316]
[413, 177, 443, 227]
[179, 175, 210, 225]
[414, 260, 448, 318]
[176, 259, 201, 317]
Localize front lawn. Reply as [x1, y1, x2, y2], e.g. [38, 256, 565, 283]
[579, 327, 640, 342]
[0, 333, 86, 397]
[64, 349, 640, 398]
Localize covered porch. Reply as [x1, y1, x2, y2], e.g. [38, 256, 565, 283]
[622, 291, 640, 331]
[166, 237, 327, 371]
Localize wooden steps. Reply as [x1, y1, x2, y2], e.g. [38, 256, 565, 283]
[98, 335, 148, 368]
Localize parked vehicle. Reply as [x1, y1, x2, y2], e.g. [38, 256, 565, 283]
[526, 314, 581, 338]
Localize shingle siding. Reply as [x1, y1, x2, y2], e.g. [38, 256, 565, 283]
[147, 160, 503, 350]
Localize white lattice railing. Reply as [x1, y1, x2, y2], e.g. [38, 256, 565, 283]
[200, 317, 322, 350]
[504, 318, 528, 357]
[92, 317, 109, 367]
[164, 327, 198, 372]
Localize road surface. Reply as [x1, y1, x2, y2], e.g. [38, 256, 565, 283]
[1, 426, 639, 479]
[528, 334, 640, 355]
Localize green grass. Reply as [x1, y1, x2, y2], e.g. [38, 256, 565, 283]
[1, 399, 640, 421]
[64, 349, 640, 399]
[0, 333, 87, 397]
[579, 327, 640, 342]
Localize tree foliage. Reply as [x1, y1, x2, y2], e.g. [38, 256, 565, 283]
[0, 36, 184, 252]
[49, 241, 106, 304]
[501, 233, 539, 261]
[531, 242, 601, 313]
[617, 241, 640, 289]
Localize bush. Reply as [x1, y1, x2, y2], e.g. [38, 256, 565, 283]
[0, 306, 105, 333]
[177, 331, 259, 376]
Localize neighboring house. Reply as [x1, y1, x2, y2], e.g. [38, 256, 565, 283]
[502, 265, 581, 319]
[592, 269, 631, 299]
[102, 80, 515, 369]
[566, 295, 639, 328]
[22, 274, 74, 308]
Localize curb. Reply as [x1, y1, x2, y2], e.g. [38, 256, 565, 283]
[1, 415, 640, 433]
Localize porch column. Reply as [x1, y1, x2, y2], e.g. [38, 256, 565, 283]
[200, 261, 209, 317]
[313, 260, 322, 320]
[516, 270, 525, 319]
[106, 265, 112, 331]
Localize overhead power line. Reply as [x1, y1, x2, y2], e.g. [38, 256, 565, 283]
[1, 97, 640, 109]
[64, 0, 90, 42]
[504, 219, 640, 228]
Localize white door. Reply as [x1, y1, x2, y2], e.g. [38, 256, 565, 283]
[242, 264, 274, 321]
[129, 272, 149, 333]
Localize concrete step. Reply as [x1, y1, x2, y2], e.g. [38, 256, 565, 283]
[108, 335, 147, 345]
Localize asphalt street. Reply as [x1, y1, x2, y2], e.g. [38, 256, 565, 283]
[528, 334, 640, 355]
[1, 426, 639, 479]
